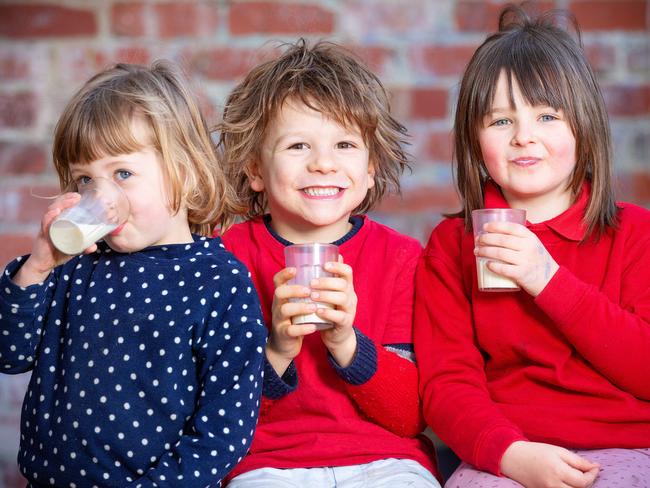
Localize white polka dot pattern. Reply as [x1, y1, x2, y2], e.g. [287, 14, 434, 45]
[0, 237, 267, 487]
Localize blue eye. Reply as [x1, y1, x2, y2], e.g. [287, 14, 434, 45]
[540, 114, 558, 122]
[116, 170, 132, 180]
[76, 175, 92, 187]
[492, 118, 510, 126]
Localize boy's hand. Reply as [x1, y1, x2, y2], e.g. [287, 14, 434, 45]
[266, 267, 318, 376]
[501, 441, 600, 488]
[310, 257, 358, 367]
[474, 221, 559, 297]
[13, 192, 97, 287]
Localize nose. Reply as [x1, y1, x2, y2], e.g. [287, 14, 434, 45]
[511, 120, 536, 146]
[308, 147, 337, 173]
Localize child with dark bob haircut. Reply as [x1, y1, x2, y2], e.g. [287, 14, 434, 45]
[217, 39, 440, 487]
[415, 4, 650, 488]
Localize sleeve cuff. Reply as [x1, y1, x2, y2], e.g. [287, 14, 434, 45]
[475, 425, 527, 476]
[329, 327, 377, 385]
[534, 266, 588, 328]
[262, 355, 297, 399]
[1, 257, 50, 309]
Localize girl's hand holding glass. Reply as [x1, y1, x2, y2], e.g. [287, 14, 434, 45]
[14, 192, 87, 287]
[474, 221, 559, 297]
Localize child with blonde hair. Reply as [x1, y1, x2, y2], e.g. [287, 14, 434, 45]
[0, 60, 267, 487]
[415, 4, 650, 488]
[217, 39, 439, 487]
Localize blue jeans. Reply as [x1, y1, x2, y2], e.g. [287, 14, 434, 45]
[227, 458, 441, 488]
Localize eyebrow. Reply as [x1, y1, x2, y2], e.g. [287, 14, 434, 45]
[486, 106, 513, 114]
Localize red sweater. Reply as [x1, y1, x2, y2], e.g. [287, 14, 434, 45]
[415, 182, 650, 476]
[221, 216, 437, 478]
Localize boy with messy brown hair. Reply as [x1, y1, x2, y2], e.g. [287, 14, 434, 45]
[216, 39, 440, 487]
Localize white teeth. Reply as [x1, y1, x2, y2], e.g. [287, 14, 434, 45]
[303, 187, 339, 197]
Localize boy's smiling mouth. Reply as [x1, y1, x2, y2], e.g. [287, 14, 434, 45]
[302, 186, 343, 197]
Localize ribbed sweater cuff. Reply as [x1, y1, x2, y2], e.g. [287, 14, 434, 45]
[1, 258, 51, 312]
[262, 355, 297, 400]
[475, 425, 527, 476]
[329, 327, 377, 385]
[534, 266, 587, 328]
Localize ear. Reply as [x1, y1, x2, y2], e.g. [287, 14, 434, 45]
[244, 160, 265, 192]
[367, 159, 376, 189]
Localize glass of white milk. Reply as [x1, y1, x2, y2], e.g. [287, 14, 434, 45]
[49, 177, 130, 255]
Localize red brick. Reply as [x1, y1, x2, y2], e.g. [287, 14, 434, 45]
[375, 185, 460, 214]
[569, 1, 647, 31]
[229, 2, 334, 35]
[0, 4, 97, 38]
[455, 1, 554, 32]
[55, 48, 111, 85]
[628, 44, 650, 73]
[0, 142, 48, 175]
[193, 89, 219, 128]
[342, 0, 431, 36]
[0, 234, 35, 269]
[386, 87, 409, 122]
[410, 88, 448, 120]
[345, 45, 396, 76]
[0, 184, 58, 225]
[0, 92, 37, 129]
[410, 45, 478, 77]
[0, 50, 31, 81]
[618, 171, 650, 207]
[155, 2, 220, 38]
[584, 43, 616, 75]
[427, 130, 454, 162]
[602, 85, 650, 116]
[185, 47, 277, 81]
[111, 2, 147, 37]
[114, 47, 151, 65]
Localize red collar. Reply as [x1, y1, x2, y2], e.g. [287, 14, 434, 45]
[483, 180, 589, 241]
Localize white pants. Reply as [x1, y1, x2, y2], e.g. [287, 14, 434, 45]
[227, 458, 441, 488]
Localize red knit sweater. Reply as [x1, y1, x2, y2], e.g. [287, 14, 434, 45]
[221, 216, 437, 478]
[415, 182, 650, 476]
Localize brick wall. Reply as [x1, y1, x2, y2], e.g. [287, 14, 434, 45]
[0, 0, 648, 486]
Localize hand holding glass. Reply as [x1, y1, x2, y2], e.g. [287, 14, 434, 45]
[49, 177, 130, 255]
[284, 243, 339, 329]
[472, 208, 527, 291]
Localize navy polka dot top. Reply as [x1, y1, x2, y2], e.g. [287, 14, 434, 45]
[0, 236, 267, 487]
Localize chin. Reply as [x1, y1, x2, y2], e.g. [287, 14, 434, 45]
[104, 237, 137, 254]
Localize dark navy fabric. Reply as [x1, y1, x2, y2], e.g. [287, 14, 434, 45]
[0, 236, 267, 487]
